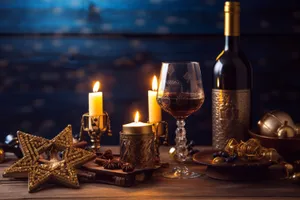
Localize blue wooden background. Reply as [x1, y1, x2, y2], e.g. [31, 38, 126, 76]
[0, 0, 300, 145]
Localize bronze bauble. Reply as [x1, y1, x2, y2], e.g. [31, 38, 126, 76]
[291, 172, 300, 183]
[262, 149, 281, 162]
[284, 163, 294, 177]
[258, 110, 295, 137]
[295, 123, 300, 136]
[168, 147, 176, 159]
[0, 148, 5, 163]
[277, 129, 287, 139]
[212, 156, 225, 164]
[276, 122, 296, 139]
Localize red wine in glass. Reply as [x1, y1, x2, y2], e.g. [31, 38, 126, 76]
[157, 92, 204, 119]
[156, 62, 205, 179]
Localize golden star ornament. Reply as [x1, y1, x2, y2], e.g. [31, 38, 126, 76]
[3, 125, 95, 192]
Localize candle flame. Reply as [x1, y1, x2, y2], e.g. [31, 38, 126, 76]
[134, 111, 139, 123]
[152, 75, 158, 91]
[93, 81, 100, 92]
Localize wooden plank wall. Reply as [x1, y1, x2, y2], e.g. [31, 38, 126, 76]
[0, 0, 300, 145]
[0, 0, 300, 34]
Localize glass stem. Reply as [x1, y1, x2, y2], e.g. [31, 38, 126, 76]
[175, 119, 188, 163]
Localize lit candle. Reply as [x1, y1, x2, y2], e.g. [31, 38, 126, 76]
[89, 81, 103, 129]
[148, 75, 162, 123]
[123, 111, 153, 134]
[120, 111, 155, 168]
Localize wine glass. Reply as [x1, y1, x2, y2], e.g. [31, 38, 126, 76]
[157, 62, 205, 179]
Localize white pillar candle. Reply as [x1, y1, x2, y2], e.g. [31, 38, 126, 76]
[148, 75, 162, 123]
[89, 81, 103, 129]
[123, 111, 153, 134]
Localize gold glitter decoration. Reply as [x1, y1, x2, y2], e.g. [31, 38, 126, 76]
[224, 138, 281, 162]
[224, 138, 239, 156]
[3, 125, 95, 193]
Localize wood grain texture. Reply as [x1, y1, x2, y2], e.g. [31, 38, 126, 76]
[0, 146, 300, 200]
[0, 0, 299, 34]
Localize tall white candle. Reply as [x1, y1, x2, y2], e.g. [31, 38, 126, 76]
[89, 81, 103, 129]
[148, 76, 162, 123]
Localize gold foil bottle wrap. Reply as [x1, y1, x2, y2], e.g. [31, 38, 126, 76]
[224, 1, 240, 36]
[212, 89, 250, 149]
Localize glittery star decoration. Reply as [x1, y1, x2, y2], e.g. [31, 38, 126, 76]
[3, 125, 95, 193]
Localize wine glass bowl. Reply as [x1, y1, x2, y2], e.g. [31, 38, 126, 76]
[157, 62, 205, 179]
[157, 92, 204, 119]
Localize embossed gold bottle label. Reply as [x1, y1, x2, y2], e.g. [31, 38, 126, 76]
[212, 89, 250, 149]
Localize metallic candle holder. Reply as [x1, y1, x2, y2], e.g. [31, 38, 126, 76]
[120, 123, 155, 169]
[79, 112, 112, 153]
[148, 121, 169, 160]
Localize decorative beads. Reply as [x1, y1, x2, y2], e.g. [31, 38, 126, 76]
[212, 150, 236, 164]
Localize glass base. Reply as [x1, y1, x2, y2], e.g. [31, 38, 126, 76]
[162, 166, 202, 179]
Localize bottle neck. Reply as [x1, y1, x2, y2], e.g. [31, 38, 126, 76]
[224, 36, 240, 52]
[224, 1, 240, 52]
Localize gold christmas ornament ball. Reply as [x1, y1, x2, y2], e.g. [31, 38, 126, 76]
[168, 147, 176, 159]
[212, 156, 225, 164]
[294, 123, 300, 136]
[277, 129, 287, 139]
[258, 110, 295, 137]
[0, 148, 5, 163]
[261, 149, 281, 162]
[291, 173, 300, 183]
[276, 123, 296, 139]
[284, 163, 294, 177]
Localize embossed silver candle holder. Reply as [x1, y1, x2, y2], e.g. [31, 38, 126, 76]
[79, 112, 112, 153]
[148, 121, 169, 161]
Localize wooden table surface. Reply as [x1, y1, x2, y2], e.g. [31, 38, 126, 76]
[0, 146, 300, 200]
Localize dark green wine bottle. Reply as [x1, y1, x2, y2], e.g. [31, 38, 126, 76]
[212, 1, 253, 149]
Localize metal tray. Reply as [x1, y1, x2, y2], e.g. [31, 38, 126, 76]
[193, 150, 272, 181]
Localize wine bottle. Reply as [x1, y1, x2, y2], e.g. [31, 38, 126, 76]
[212, 1, 252, 149]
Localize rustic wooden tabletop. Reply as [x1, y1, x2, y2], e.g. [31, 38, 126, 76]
[0, 146, 300, 200]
